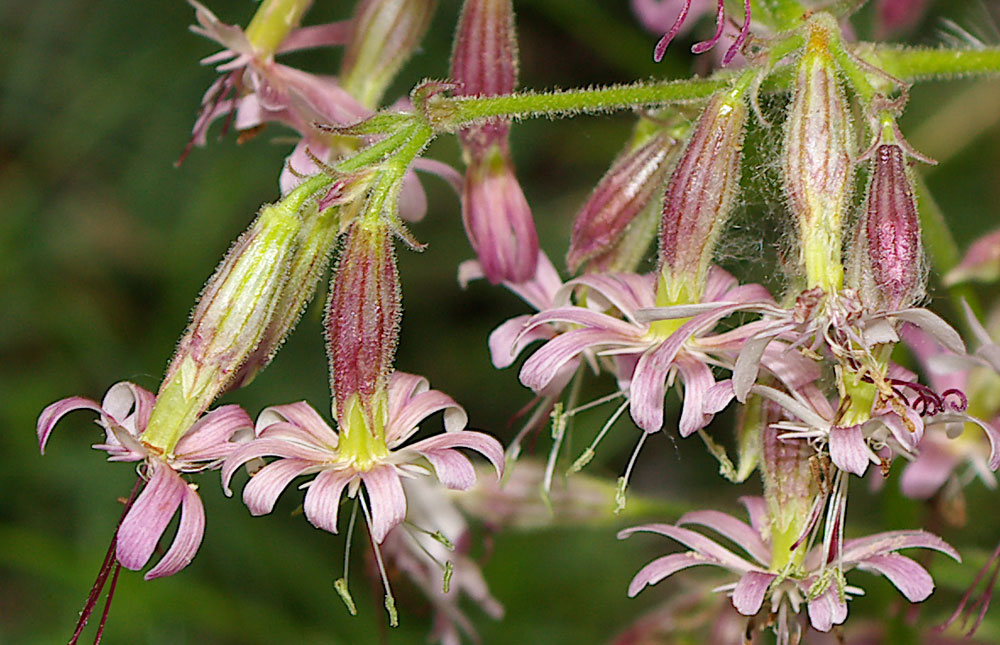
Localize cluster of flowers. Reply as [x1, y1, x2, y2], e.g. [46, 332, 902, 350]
[36, 0, 1000, 642]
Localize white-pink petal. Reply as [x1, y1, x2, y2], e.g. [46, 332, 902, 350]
[856, 553, 934, 602]
[144, 483, 206, 579]
[243, 458, 317, 515]
[625, 552, 721, 598]
[732, 570, 776, 615]
[676, 510, 769, 566]
[303, 469, 354, 533]
[116, 463, 186, 572]
[362, 466, 407, 543]
[828, 425, 875, 476]
[174, 404, 252, 462]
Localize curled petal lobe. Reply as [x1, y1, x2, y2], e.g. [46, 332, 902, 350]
[144, 484, 206, 580]
[489, 315, 551, 369]
[256, 401, 339, 444]
[37, 396, 104, 454]
[102, 381, 156, 436]
[362, 466, 407, 543]
[222, 438, 330, 496]
[617, 524, 756, 573]
[409, 431, 505, 481]
[626, 552, 721, 597]
[303, 469, 354, 533]
[732, 570, 775, 616]
[418, 449, 476, 490]
[244, 458, 317, 516]
[116, 462, 187, 572]
[841, 529, 960, 563]
[856, 553, 934, 602]
[676, 353, 718, 437]
[388, 388, 469, 445]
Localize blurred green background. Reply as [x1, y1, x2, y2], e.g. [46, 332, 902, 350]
[4, 0, 1000, 643]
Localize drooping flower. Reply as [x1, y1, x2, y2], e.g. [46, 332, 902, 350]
[221, 371, 504, 543]
[38, 381, 252, 578]
[619, 497, 960, 642]
[516, 266, 782, 435]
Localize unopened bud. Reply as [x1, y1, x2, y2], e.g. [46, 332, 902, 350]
[451, 0, 537, 284]
[658, 91, 747, 303]
[462, 144, 539, 284]
[340, 0, 437, 109]
[228, 199, 342, 390]
[783, 21, 853, 292]
[451, 0, 518, 149]
[326, 218, 400, 423]
[567, 128, 678, 273]
[851, 143, 925, 310]
[145, 181, 319, 452]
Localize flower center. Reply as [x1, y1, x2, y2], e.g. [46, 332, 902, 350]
[336, 394, 390, 471]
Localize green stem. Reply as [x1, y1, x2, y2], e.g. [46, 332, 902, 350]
[430, 77, 731, 132]
[752, 0, 808, 32]
[244, 0, 313, 55]
[871, 46, 1000, 82]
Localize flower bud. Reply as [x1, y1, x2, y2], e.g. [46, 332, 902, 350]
[461, 145, 538, 284]
[783, 22, 853, 292]
[567, 128, 678, 273]
[144, 184, 313, 453]
[326, 218, 401, 425]
[451, 0, 518, 148]
[227, 199, 342, 390]
[851, 143, 925, 310]
[340, 0, 437, 109]
[658, 91, 747, 304]
[451, 0, 538, 284]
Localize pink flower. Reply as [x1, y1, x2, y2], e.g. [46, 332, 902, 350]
[516, 266, 778, 435]
[37, 381, 252, 578]
[620, 497, 960, 641]
[222, 372, 504, 543]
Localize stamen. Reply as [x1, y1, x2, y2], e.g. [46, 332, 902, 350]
[569, 399, 629, 474]
[653, 0, 693, 62]
[541, 403, 569, 509]
[360, 494, 398, 627]
[69, 476, 143, 645]
[722, 0, 751, 66]
[616, 432, 649, 514]
[334, 500, 359, 616]
[938, 541, 1000, 637]
[691, 0, 726, 54]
